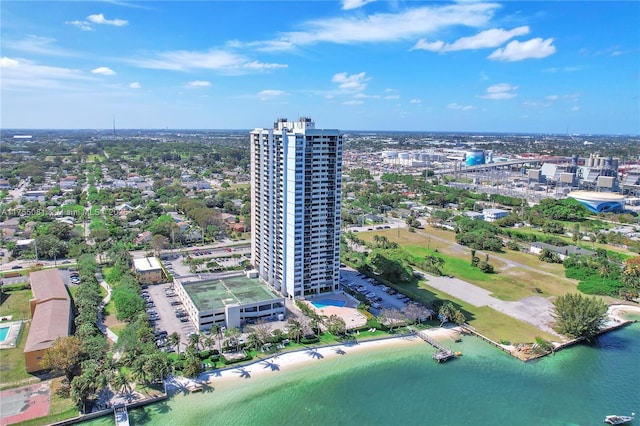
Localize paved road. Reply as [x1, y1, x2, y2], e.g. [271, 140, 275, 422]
[423, 273, 561, 337]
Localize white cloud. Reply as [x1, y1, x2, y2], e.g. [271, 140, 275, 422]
[185, 80, 211, 88]
[257, 89, 287, 100]
[571, 106, 580, 112]
[91, 66, 116, 76]
[384, 95, 400, 100]
[129, 82, 141, 89]
[87, 13, 128, 27]
[545, 93, 580, 103]
[479, 83, 518, 100]
[243, 61, 288, 71]
[543, 65, 582, 73]
[409, 99, 422, 104]
[447, 102, 475, 110]
[342, 0, 375, 10]
[343, 99, 364, 105]
[354, 93, 380, 99]
[130, 49, 287, 74]
[332, 72, 369, 92]
[65, 20, 94, 31]
[248, 3, 499, 51]
[4, 35, 79, 57]
[412, 26, 529, 52]
[488, 38, 556, 61]
[1, 56, 94, 90]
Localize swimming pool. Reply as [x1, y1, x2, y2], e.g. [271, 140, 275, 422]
[311, 299, 346, 309]
[0, 326, 9, 342]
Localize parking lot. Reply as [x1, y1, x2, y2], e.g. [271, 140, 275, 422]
[160, 245, 251, 278]
[143, 283, 198, 352]
[339, 268, 433, 318]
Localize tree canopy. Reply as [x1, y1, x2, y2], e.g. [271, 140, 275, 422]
[552, 293, 608, 339]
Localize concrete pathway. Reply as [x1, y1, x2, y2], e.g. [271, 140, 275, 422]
[96, 273, 118, 343]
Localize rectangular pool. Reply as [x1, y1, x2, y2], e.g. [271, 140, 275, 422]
[0, 326, 9, 342]
[311, 299, 346, 309]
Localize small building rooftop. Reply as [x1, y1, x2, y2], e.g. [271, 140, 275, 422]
[133, 257, 162, 272]
[180, 275, 282, 311]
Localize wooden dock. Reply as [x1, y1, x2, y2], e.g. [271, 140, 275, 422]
[114, 404, 129, 426]
[412, 329, 456, 363]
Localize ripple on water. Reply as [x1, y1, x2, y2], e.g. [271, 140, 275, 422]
[85, 324, 640, 426]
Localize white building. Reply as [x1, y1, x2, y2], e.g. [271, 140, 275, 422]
[173, 274, 285, 330]
[250, 117, 343, 299]
[482, 208, 510, 222]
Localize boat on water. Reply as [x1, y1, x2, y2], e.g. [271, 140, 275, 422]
[603, 413, 635, 425]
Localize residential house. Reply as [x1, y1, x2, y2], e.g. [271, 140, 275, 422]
[529, 242, 595, 261]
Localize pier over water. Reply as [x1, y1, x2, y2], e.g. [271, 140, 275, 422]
[114, 405, 129, 426]
[412, 329, 456, 362]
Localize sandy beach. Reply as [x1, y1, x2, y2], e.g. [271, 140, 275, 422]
[164, 327, 462, 392]
[608, 304, 640, 322]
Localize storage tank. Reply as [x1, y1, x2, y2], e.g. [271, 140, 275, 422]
[465, 150, 485, 166]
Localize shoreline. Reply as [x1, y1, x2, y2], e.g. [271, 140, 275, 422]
[164, 327, 462, 393]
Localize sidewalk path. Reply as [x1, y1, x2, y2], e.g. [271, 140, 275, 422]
[96, 273, 118, 343]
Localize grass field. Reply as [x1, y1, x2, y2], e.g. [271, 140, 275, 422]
[0, 321, 34, 384]
[86, 154, 105, 162]
[353, 227, 570, 343]
[359, 227, 579, 301]
[0, 288, 33, 321]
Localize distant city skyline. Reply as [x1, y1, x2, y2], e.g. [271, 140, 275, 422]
[1, 1, 638, 135]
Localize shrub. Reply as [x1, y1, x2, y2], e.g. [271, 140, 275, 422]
[300, 336, 320, 344]
[222, 353, 253, 365]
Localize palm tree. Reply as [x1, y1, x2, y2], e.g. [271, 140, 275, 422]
[438, 302, 457, 327]
[113, 370, 133, 400]
[599, 262, 612, 287]
[168, 332, 181, 355]
[188, 332, 201, 351]
[287, 319, 303, 344]
[424, 254, 445, 275]
[271, 328, 284, 343]
[130, 357, 150, 388]
[246, 331, 261, 351]
[210, 325, 223, 351]
[224, 327, 241, 351]
[203, 335, 214, 352]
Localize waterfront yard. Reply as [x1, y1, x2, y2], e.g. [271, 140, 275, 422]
[359, 227, 580, 300]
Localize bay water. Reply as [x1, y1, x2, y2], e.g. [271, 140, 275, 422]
[90, 322, 640, 426]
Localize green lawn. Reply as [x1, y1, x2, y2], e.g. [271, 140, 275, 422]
[0, 288, 32, 320]
[103, 299, 117, 316]
[359, 227, 579, 301]
[0, 321, 34, 384]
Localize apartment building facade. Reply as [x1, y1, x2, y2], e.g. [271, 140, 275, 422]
[250, 117, 343, 298]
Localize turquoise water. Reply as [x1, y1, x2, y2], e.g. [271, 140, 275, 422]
[311, 299, 346, 308]
[0, 326, 8, 341]
[88, 323, 640, 426]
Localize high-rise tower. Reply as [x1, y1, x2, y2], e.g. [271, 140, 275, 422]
[250, 117, 343, 299]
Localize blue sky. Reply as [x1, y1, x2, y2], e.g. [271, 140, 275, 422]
[1, 1, 638, 134]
